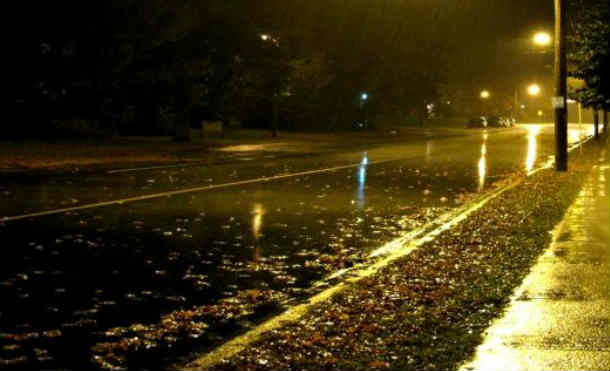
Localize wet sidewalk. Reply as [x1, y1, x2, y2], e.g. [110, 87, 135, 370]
[462, 152, 610, 371]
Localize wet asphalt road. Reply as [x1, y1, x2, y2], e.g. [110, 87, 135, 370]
[0, 124, 594, 369]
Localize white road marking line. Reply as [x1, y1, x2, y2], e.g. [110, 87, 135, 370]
[1, 160, 391, 223]
[107, 161, 213, 174]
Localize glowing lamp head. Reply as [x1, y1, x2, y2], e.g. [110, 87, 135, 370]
[537, 110, 544, 117]
[527, 84, 541, 96]
[533, 32, 551, 46]
[480, 90, 491, 99]
[360, 92, 369, 101]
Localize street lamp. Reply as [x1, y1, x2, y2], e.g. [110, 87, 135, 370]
[533, 31, 552, 46]
[527, 83, 541, 96]
[480, 90, 490, 99]
[360, 92, 369, 101]
[513, 32, 553, 121]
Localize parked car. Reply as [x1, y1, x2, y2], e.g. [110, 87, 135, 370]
[487, 116, 503, 128]
[467, 116, 488, 128]
[352, 119, 370, 130]
[499, 116, 516, 128]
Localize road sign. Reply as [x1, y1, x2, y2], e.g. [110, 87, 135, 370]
[552, 96, 565, 109]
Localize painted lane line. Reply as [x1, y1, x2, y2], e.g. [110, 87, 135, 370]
[107, 161, 210, 174]
[1, 160, 392, 223]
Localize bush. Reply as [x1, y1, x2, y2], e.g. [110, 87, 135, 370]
[50, 119, 112, 139]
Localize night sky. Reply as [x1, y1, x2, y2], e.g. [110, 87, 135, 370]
[442, 1, 555, 90]
[13, 0, 558, 115]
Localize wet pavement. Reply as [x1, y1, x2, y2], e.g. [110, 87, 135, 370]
[0, 125, 597, 369]
[461, 149, 610, 371]
[0, 125, 572, 218]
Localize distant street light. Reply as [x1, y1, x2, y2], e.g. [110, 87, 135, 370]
[480, 90, 490, 99]
[533, 31, 552, 46]
[512, 33, 552, 121]
[260, 34, 270, 41]
[537, 110, 544, 117]
[527, 83, 541, 96]
[360, 92, 369, 101]
[514, 84, 541, 119]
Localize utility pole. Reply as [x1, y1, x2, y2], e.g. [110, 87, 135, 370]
[553, 0, 568, 171]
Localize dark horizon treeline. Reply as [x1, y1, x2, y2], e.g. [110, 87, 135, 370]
[8, 0, 608, 141]
[9, 0, 458, 140]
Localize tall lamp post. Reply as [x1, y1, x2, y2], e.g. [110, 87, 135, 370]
[553, 0, 568, 171]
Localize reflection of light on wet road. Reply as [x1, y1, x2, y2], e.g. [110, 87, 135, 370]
[251, 203, 265, 240]
[252, 203, 265, 261]
[356, 153, 368, 208]
[600, 168, 607, 197]
[525, 125, 541, 173]
[569, 124, 595, 145]
[478, 134, 488, 192]
[361, 152, 369, 166]
[568, 127, 583, 144]
[425, 140, 433, 162]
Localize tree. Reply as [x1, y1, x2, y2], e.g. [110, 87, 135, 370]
[568, 0, 610, 113]
[12, 0, 456, 139]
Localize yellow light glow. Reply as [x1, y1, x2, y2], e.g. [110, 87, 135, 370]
[537, 110, 543, 117]
[260, 34, 270, 41]
[533, 32, 551, 46]
[478, 141, 487, 192]
[480, 90, 491, 99]
[527, 84, 541, 96]
[355, 152, 368, 209]
[252, 203, 265, 240]
[525, 125, 541, 173]
[568, 127, 582, 144]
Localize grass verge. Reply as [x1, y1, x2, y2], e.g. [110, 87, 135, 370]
[197, 140, 605, 371]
